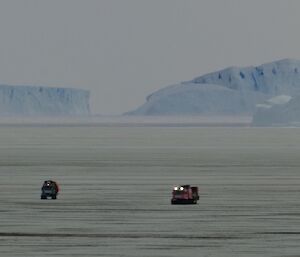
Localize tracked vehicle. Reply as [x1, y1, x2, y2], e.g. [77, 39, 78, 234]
[41, 180, 59, 199]
[171, 185, 199, 204]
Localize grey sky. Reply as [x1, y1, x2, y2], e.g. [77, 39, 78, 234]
[0, 0, 299, 115]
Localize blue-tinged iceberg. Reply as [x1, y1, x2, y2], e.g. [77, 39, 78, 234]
[252, 95, 300, 126]
[126, 59, 300, 115]
[0, 85, 90, 116]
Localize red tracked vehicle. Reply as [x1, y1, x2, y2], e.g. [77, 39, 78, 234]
[171, 185, 199, 204]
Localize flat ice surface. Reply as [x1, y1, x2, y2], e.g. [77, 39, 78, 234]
[0, 125, 300, 256]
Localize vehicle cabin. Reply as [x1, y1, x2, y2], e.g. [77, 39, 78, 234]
[171, 185, 199, 204]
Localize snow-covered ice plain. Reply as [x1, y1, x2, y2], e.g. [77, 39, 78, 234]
[0, 122, 300, 256]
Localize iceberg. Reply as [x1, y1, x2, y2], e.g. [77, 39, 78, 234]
[127, 59, 300, 115]
[0, 85, 90, 116]
[125, 83, 264, 115]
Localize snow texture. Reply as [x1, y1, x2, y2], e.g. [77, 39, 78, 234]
[0, 85, 90, 116]
[127, 59, 300, 115]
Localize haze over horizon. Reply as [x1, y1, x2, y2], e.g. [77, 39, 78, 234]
[0, 0, 299, 115]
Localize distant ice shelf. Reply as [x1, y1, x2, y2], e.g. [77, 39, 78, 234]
[126, 59, 300, 116]
[0, 85, 90, 116]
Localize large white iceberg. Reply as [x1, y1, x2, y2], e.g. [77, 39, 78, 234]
[126, 59, 300, 115]
[126, 83, 264, 115]
[0, 85, 90, 116]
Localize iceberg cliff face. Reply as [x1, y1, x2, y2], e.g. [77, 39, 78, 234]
[191, 59, 300, 95]
[127, 59, 300, 115]
[252, 95, 300, 126]
[0, 85, 90, 116]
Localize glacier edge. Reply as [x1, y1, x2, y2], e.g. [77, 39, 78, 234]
[0, 85, 90, 116]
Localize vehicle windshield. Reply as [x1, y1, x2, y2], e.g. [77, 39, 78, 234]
[43, 182, 55, 188]
[174, 190, 184, 195]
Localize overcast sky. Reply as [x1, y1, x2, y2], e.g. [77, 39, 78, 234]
[0, 0, 299, 115]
